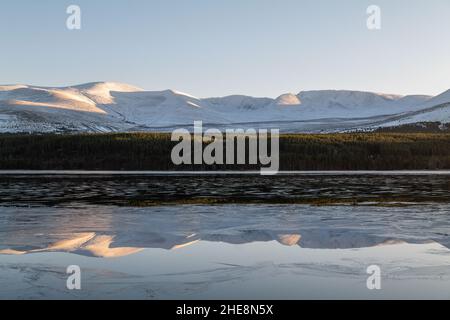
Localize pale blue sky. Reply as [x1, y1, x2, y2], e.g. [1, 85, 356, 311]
[1, 0, 449, 97]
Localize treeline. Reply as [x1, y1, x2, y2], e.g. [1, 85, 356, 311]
[1, 132, 450, 170]
[376, 122, 450, 133]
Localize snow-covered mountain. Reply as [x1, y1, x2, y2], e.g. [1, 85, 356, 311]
[379, 89, 450, 128]
[0, 81, 448, 133]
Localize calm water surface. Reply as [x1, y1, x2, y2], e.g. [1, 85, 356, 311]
[0, 173, 449, 299]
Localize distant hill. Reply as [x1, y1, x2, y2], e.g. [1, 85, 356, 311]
[1, 82, 449, 133]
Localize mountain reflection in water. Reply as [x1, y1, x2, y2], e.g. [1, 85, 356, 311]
[0, 174, 450, 299]
[1, 204, 449, 256]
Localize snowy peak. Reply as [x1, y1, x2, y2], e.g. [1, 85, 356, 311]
[71, 82, 144, 93]
[205, 95, 273, 111]
[72, 82, 144, 104]
[275, 93, 301, 106]
[421, 89, 450, 108]
[0, 82, 448, 133]
[379, 89, 450, 128]
[0, 85, 103, 113]
[396, 95, 432, 107]
[0, 85, 28, 92]
[298, 90, 401, 108]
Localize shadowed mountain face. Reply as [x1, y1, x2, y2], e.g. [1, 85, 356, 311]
[1, 82, 448, 133]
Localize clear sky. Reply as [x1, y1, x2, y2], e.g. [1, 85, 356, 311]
[1, 0, 449, 97]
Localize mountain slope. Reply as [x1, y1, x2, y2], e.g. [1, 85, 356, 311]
[374, 89, 450, 129]
[0, 82, 447, 133]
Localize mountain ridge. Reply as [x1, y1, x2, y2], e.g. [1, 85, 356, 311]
[0, 82, 448, 133]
